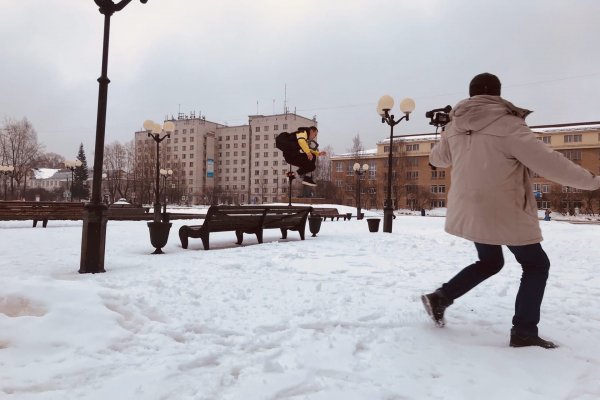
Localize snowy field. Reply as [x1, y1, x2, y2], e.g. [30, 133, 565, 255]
[1, 205, 599, 400]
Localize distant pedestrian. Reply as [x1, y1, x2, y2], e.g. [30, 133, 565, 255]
[421, 208, 426, 216]
[421, 73, 600, 348]
[544, 209, 551, 221]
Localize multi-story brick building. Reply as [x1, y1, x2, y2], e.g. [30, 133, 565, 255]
[330, 121, 600, 213]
[134, 112, 317, 205]
[530, 122, 600, 213]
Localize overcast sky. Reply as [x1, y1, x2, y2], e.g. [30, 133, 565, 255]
[1, 0, 599, 160]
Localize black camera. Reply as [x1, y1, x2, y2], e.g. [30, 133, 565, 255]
[426, 105, 452, 128]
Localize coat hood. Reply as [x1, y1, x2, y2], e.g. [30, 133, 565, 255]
[450, 95, 533, 134]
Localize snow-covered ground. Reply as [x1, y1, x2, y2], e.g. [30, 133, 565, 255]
[1, 205, 599, 400]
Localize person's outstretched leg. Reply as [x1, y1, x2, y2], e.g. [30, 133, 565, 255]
[507, 243, 556, 348]
[423, 243, 504, 326]
[441, 243, 505, 299]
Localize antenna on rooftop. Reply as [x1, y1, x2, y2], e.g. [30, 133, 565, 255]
[284, 84, 288, 114]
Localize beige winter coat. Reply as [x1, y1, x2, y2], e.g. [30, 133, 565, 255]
[430, 95, 600, 245]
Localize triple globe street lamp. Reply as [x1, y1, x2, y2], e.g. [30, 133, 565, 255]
[64, 159, 82, 202]
[143, 119, 174, 223]
[377, 95, 416, 233]
[352, 162, 369, 220]
[144, 120, 174, 255]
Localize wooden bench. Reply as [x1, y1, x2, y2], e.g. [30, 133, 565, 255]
[178, 205, 312, 250]
[311, 207, 350, 221]
[0, 201, 202, 226]
[0, 201, 85, 227]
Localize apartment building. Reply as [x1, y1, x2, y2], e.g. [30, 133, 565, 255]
[331, 134, 447, 211]
[330, 121, 600, 213]
[530, 122, 600, 213]
[134, 115, 222, 204]
[134, 112, 317, 205]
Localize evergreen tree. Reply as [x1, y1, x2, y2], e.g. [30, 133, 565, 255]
[72, 143, 90, 200]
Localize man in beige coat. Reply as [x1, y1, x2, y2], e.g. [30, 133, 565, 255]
[421, 73, 600, 348]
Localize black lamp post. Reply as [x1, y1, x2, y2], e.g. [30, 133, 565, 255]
[0, 165, 14, 201]
[144, 120, 173, 222]
[144, 120, 173, 255]
[352, 162, 369, 220]
[65, 159, 82, 202]
[80, 0, 149, 274]
[286, 169, 295, 206]
[377, 96, 415, 233]
[160, 168, 173, 214]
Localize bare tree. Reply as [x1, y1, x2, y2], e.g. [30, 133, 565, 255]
[0, 117, 43, 199]
[580, 188, 600, 216]
[34, 152, 65, 169]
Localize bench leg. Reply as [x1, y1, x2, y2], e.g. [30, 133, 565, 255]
[255, 229, 263, 244]
[280, 228, 288, 240]
[235, 230, 244, 245]
[179, 227, 189, 249]
[299, 226, 306, 240]
[200, 233, 210, 250]
[43, 219, 48, 228]
[33, 220, 38, 227]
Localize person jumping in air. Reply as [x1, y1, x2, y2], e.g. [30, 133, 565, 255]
[275, 126, 327, 186]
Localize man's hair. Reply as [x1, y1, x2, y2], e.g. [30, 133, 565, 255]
[469, 73, 501, 97]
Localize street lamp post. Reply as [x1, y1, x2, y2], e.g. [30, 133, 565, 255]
[377, 95, 415, 233]
[286, 169, 295, 206]
[160, 168, 173, 215]
[0, 165, 14, 201]
[65, 160, 82, 202]
[144, 120, 174, 222]
[80, 0, 149, 274]
[352, 162, 369, 219]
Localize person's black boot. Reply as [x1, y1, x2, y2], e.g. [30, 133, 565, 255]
[510, 334, 558, 349]
[421, 289, 452, 327]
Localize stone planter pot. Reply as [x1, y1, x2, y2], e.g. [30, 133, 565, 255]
[308, 216, 322, 237]
[366, 218, 381, 232]
[147, 221, 172, 254]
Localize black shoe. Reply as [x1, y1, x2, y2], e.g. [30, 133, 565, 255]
[421, 290, 452, 327]
[510, 334, 558, 349]
[301, 176, 317, 186]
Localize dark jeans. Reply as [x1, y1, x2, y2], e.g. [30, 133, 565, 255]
[283, 151, 316, 175]
[440, 242, 550, 336]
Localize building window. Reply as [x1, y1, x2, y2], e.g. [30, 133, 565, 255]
[561, 150, 582, 160]
[431, 170, 446, 179]
[255, 127, 260, 132]
[542, 136, 551, 144]
[406, 171, 419, 180]
[405, 157, 419, 167]
[431, 200, 446, 208]
[274, 125, 279, 131]
[564, 134, 582, 143]
[406, 143, 419, 151]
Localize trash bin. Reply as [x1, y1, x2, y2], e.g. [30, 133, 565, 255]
[366, 218, 380, 232]
[358, 212, 365, 220]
